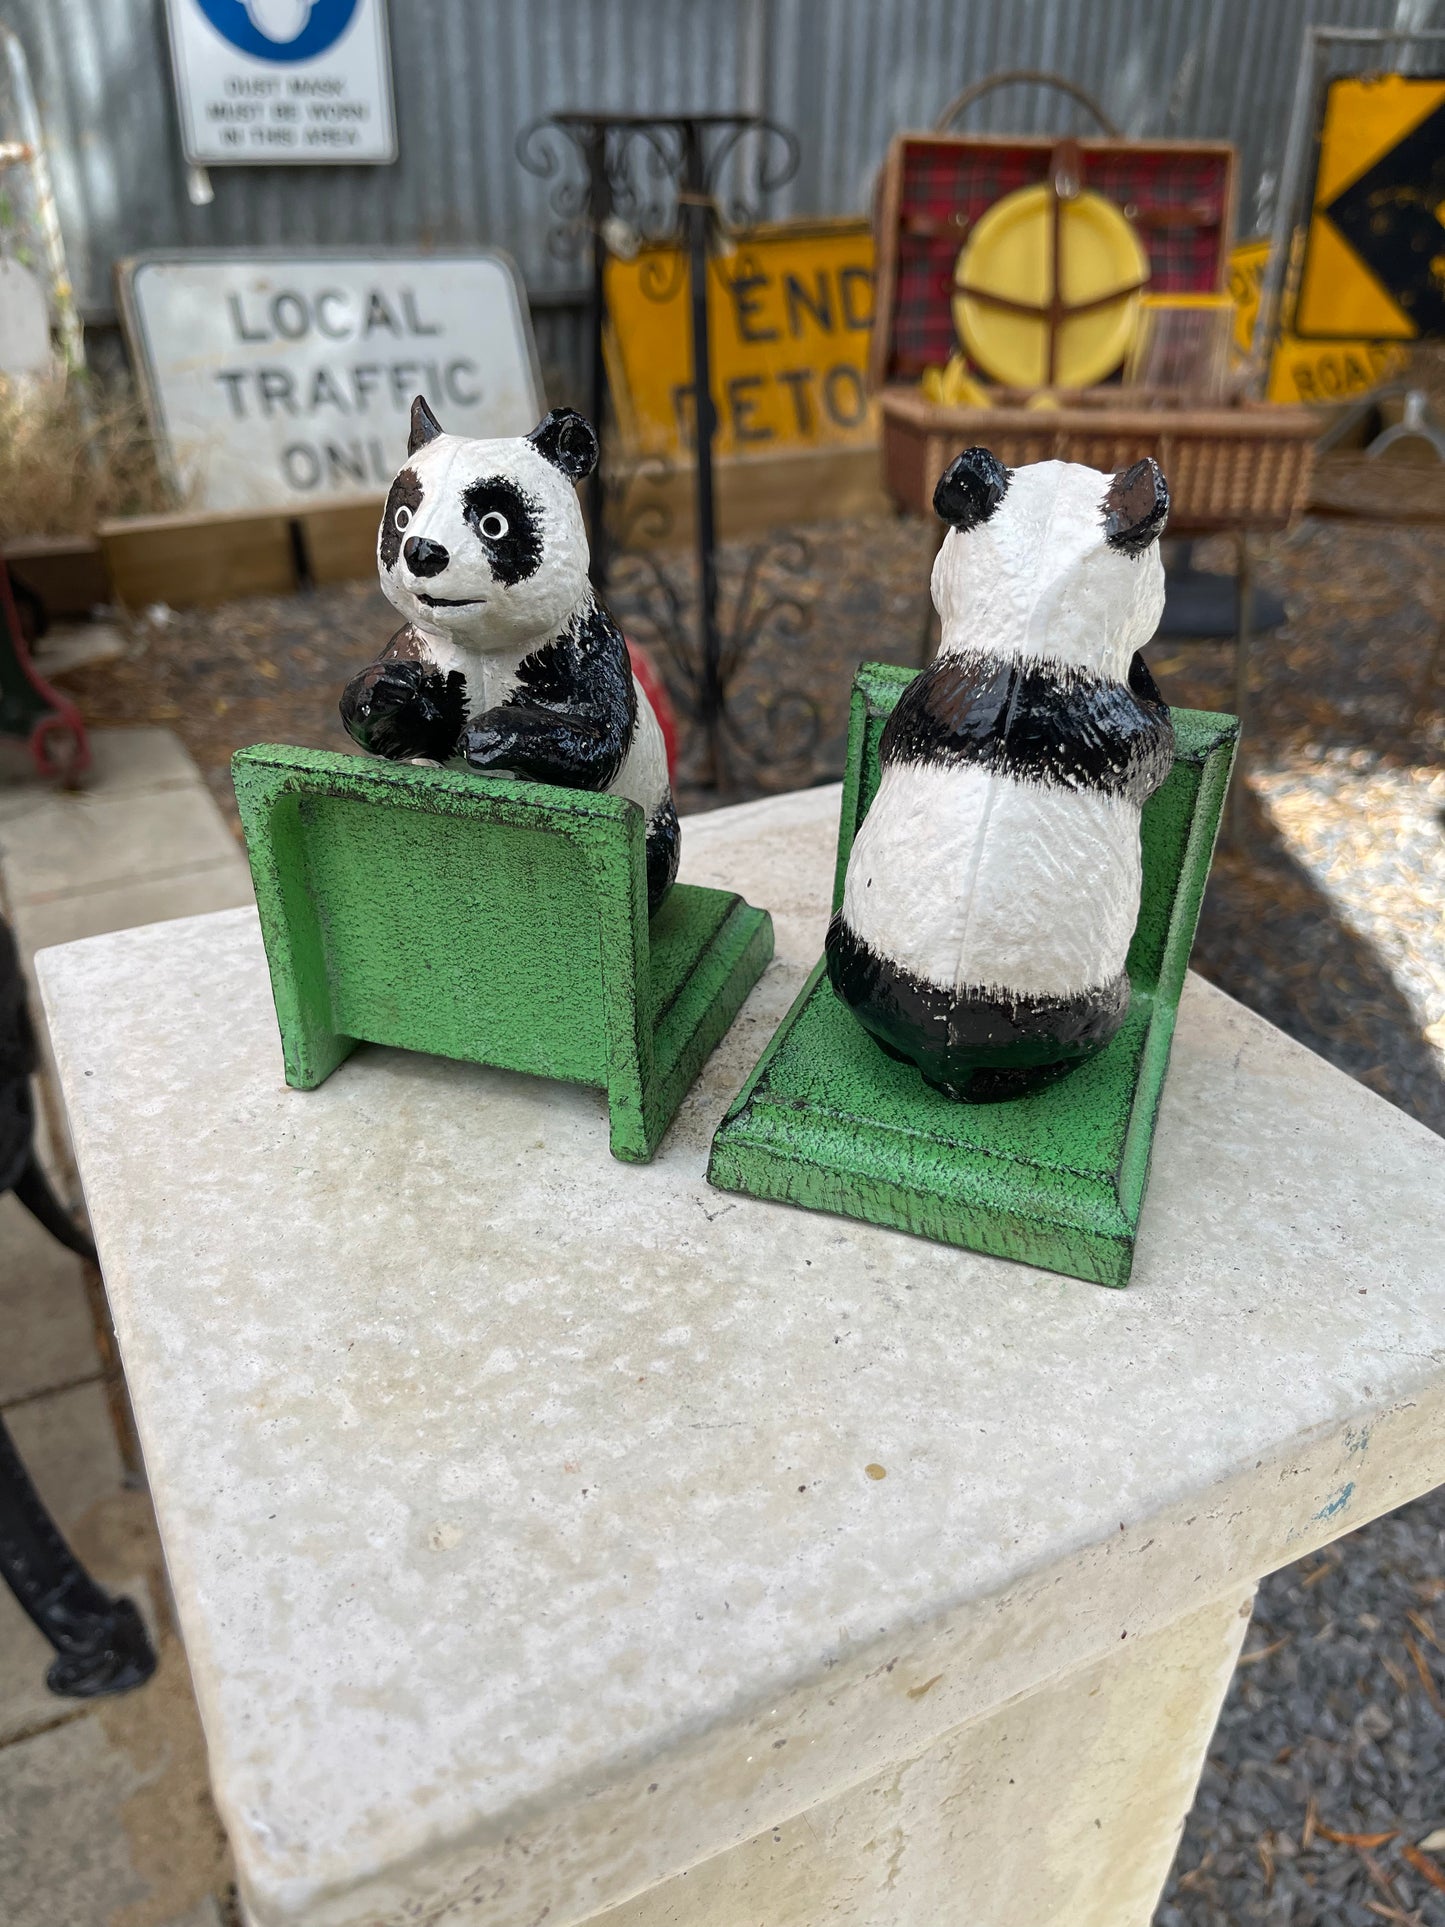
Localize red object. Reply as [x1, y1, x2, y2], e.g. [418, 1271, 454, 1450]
[625, 638, 679, 785]
[875, 135, 1235, 384]
[0, 558, 91, 786]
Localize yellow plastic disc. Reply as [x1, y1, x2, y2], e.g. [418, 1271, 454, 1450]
[953, 183, 1149, 389]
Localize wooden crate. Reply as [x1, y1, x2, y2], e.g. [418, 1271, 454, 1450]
[100, 506, 298, 609]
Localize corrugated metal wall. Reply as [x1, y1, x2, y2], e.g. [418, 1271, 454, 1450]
[9, 0, 1445, 391]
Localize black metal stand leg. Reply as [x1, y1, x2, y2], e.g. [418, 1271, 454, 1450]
[1417, 613, 1445, 714]
[11, 1151, 97, 1264]
[1227, 531, 1254, 849]
[0, 1411, 156, 1698]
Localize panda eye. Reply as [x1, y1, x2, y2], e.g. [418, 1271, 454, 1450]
[393, 504, 413, 532]
[478, 511, 509, 541]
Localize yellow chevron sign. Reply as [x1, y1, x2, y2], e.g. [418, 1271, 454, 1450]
[1295, 74, 1445, 341]
[1229, 236, 1407, 404]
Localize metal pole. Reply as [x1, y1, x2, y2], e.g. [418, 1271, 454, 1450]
[683, 122, 724, 790]
[1228, 531, 1253, 849]
[585, 123, 612, 591]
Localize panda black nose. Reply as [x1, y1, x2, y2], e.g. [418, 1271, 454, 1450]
[403, 535, 450, 578]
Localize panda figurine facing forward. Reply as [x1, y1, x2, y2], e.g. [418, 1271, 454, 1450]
[826, 448, 1174, 1103]
[341, 397, 679, 913]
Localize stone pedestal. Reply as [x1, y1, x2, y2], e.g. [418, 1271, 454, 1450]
[592, 1587, 1255, 1927]
[35, 785, 1445, 1927]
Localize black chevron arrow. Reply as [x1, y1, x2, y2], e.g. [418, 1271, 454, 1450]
[1322, 93, 1445, 337]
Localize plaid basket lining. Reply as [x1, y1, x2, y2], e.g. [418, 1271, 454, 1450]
[889, 140, 1230, 380]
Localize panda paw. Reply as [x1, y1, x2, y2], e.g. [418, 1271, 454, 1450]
[340, 662, 466, 762]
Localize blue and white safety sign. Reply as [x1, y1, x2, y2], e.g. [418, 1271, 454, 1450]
[164, 0, 396, 165]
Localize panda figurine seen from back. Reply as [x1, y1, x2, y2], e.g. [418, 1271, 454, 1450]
[341, 397, 679, 913]
[826, 448, 1174, 1103]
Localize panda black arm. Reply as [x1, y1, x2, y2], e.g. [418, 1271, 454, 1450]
[1127, 650, 1168, 714]
[462, 602, 637, 792]
[339, 628, 467, 762]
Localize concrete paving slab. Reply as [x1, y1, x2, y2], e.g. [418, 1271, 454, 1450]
[16, 862, 254, 959]
[0, 1192, 98, 1404]
[0, 1710, 155, 1925]
[5, 1381, 126, 1527]
[0, 1628, 231, 1927]
[0, 728, 209, 823]
[0, 787, 242, 909]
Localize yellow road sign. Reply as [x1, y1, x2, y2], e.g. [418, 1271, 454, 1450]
[1295, 74, 1445, 341]
[1230, 236, 1407, 404]
[604, 220, 877, 460]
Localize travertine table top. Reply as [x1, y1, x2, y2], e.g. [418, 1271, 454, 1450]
[37, 785, 1445, 1927]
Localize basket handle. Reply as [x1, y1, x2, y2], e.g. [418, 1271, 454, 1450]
[934, 69, 1121, 138]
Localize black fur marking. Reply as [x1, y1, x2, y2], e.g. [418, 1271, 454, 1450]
[378, 467, 423, 571]
[826, 914, 1131, 1101]
[1104, 459, 1170, 556]
[340, 644, 467, 762]
[527, 407, 599, 481]
[880, 649, 1173, 805]
[409, 394, 443, 456]
[645, 795, 680, 915]
[461, 476, 544, 588]
[463, 598, 637, 792]
[933, 446, 1010, 531]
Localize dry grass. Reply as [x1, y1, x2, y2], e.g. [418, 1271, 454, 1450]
[0, 373, 176, 540]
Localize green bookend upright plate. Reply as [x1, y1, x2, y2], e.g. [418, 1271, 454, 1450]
[707, 663, 1238, 1285]
[233, 746, 773, 1163]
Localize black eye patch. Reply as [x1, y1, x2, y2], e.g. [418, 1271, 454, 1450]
[462, 477, 544, 588]
[379, 467, 424, 570]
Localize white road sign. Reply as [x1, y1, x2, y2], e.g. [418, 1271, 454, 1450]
[120, 251, 544, 512]
[164, 0, 396, 166]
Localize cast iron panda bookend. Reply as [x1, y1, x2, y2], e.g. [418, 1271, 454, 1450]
[709, 451, 1239, 1287]
[233, 401, 773, 1164]
[827, 449, 1175, 1103]
[341, 397, 680, 916]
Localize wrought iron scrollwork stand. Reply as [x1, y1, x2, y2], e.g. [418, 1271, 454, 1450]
[517, 110, 821, 792]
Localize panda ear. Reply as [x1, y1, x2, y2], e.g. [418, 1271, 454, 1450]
[527, 408, 599, 483]
[933, 446, 1010, 531]
[1104, 458, 1169, 556]
[408, 394, 443, 456]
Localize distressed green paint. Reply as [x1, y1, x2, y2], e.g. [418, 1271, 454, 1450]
[233, 746, 772, 1163]
[708, 663, 1239, 1286]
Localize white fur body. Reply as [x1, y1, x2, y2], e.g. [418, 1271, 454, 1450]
[841, 458, 1167, 999]
[841, 761, 1141, 999]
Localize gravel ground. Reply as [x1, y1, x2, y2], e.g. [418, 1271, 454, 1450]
[46, 509, 1445, 1922]
[1160, 1492, 1445, 1927]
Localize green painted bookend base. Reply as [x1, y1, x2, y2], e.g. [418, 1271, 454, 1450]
[233, 746, 773, 1163]
[707, 664, 1239, 1286]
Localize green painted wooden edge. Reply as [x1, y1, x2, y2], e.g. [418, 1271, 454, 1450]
[232, 743, 772, 1164]
[708, 663, 1239, 1285]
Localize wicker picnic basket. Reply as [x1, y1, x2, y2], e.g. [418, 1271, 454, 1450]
[880, 388, 1318, 533]
[871, 103, 1317, 533]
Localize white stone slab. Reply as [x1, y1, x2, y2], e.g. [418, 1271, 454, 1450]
[36, 786, 1445, 1927]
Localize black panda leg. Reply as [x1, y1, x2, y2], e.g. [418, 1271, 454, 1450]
[645, 796, 681, 916]
[926, 1059, 1085, 1104]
